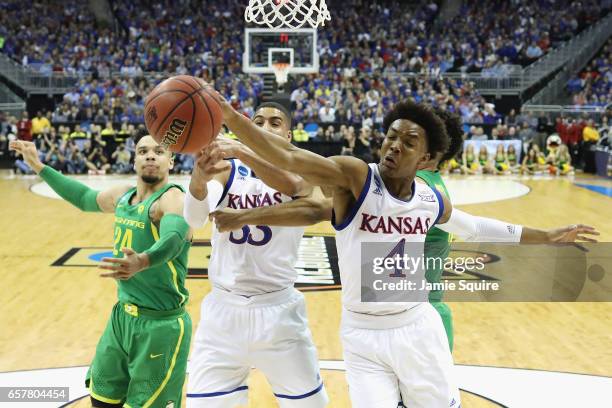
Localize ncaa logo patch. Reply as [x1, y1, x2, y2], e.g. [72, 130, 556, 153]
[138, 205, 145, 214]
[165, 401, 174, 408]
[237, 165, 249, 178]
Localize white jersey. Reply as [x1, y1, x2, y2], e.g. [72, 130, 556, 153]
[334, 163, 444, 327]
[209, 159, 304, 296]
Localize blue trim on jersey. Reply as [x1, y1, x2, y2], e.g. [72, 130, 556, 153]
[274, 382, 324, 400]
[332, 166, 372, 231]
[217, 159, 236, 207]
[187, 385, 248, 398]
[431, 186, 445, 226]
[385, 179, 416, 204]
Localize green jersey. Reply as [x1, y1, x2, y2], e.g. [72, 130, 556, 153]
[113, 183, 190, 311]
[416, 170, 451, 303]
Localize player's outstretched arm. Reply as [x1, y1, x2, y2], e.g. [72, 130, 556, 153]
[435, 194, 599, 243]
[213, 92, 367, 194]
[184, 143, 231, 228]
[213, 137, 312, 197]
[100, 188, 193, 280]
[9, 140, 128, 213]
[211, 197, 333, 232]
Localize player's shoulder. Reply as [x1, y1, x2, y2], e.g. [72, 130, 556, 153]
[110, 184, 135, 202]
[159, 184, 186, 202]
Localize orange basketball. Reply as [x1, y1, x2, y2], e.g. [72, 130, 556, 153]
[144, 75, 223, 154]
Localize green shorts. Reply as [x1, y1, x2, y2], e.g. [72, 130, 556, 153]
[431, 302, 454, 352]
[86, 302, 192, 407]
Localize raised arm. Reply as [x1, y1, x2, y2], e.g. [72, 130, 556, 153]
[183, 144, 231, 228]
[213, 137, 312, 197]
[211, 197, 333, 232]
[213, 92, 367, 197]
[10, 140, 129, 213]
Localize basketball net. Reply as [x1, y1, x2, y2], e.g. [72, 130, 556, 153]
[272, 62, 290, 86]
[245, 0, 331, 29]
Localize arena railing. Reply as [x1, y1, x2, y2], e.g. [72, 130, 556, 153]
[521, 104, 608, 122]
[0, 102, 26, 115]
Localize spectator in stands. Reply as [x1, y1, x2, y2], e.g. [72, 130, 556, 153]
[17, 111, 32, 141]
[332, 125, 345, 142]
[31, 111, 51, 140]
[69, 124, 88, 150]
[44, 142, 67, 172]
[66, 143, 87, 174]
[518, 121, 536, 153]
[319, 103, 336, 123]
[111, 144, 131, 174]
[583, 119, 601, 142]
[85, 140, 110, 175]
[341, 126, 356, 156]
[101, 121, 117, 158]
[292, 123, 310, 142]
[324, 125, 335, 141]
[354, 127, 373, 163]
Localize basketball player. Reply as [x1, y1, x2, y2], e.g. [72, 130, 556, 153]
[211, 108, 598, 360]
[210, 95, 599, 408]
[416, 109, 464, 351]
[9, 136, 192, 408]
[184, 102, 329, 408]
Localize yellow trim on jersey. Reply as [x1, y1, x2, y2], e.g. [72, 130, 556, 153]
[150, 223, 186, 306]
[142, 317, 185, 408]
[123, 404, 132, 408]
[89, 371, 123, 404]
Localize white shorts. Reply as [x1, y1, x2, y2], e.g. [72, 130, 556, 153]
[187, 287, 328, 408]
[341, 303, 461, 408]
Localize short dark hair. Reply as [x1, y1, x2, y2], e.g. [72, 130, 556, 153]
[382, 101, 449, 158]
[255, 102, 292, 128]
[434, 108, 464, 163]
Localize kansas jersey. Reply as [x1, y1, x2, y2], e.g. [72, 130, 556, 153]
[333, 163, 444, 324]
[209, 159, 305, 296]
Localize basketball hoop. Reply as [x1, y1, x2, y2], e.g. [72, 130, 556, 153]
[272, 62, 290, 86]
[245, 0, 331, 29]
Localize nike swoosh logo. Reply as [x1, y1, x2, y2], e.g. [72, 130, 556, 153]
[150, 353, 163, 359]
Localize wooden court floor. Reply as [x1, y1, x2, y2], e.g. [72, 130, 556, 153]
[0, 171, 610, 407]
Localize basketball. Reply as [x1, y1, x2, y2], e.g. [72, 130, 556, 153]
[144, 75, 223, 154]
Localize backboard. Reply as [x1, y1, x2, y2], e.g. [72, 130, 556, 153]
[243, 28, 319, 74]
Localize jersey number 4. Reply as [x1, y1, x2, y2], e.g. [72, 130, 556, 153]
[229, 225, 272, 246]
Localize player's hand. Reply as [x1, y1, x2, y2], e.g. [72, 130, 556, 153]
[546, 224, 599, 243]
[210, 89, 235, 121]
[210, 208, 247, 232]
[213, 137, 248, 159]
[9, 140, 44, 173]
[192, 141, 231, 183]
[99, 248, 150, 280]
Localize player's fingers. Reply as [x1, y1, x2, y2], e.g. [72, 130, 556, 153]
[100, 257, 127, 265]
[576, 225, 599, 234]
[98, 264, 124, 272]
[576, 235, 598, 243]
[122, 247, 135, 256]
[99, 272, 121, 278]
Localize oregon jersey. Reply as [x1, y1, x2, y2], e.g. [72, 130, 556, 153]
[113, 183, 190, 310]
[417, 170, 454, 349]
[416, 170, 451, 303]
